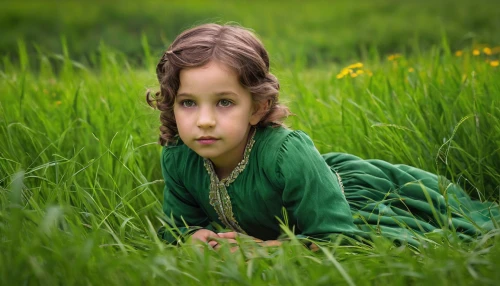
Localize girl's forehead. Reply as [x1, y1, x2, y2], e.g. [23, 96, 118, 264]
[180, 61, 236, 81]
[177, 61, 246, 96]
[182, 60, 235, 74]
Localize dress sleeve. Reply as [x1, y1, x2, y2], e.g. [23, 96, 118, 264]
[274, 131, 357, 240]
[158, 147, 214, 243]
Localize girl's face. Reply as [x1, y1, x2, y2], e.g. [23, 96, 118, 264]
[174, 61, 262, 172]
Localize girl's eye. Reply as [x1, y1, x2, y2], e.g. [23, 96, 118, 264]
[218, 99, 232, 107]
[181, 100, 196, 107]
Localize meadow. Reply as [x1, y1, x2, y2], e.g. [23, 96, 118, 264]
[1, 0, 500, 285]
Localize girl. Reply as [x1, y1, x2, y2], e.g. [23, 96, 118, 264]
[148, 23, 499, 248]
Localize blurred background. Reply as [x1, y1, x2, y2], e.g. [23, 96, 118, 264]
[2, 0, 500, 69]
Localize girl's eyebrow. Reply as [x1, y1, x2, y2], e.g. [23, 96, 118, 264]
[176, 92, 192, 98]
[176, 91, 238, 97]
[215, 91, 238, 96]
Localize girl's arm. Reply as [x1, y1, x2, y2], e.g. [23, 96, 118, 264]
[273, 131, 358, 241]
[159, 147, 214, 244]
[159, 181, 216, 243]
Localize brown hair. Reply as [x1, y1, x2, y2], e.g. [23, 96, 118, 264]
[147, 23, 290, 145]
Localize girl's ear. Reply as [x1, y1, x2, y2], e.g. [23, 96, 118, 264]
[250, 99, 271, 125]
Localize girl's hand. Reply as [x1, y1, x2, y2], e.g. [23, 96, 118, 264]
[215, 231, 240, 247]
[259, 240, 282, 247]
[218, 232, 282, 247]
[217, 231, 262, 243]
[190, 229, 220, 248]
[217, 232, 260, 253]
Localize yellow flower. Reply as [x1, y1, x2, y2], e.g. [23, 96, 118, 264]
[483, 47, 492, 55]
[336, 68, 350, 79]
[408, 67, 415, 72]
[455, 50, 463, 57]
[472, 49, 480, 56]
[346, 62, 363, 69]
[387, 54, 401, 61]
[56, 101, 62, 105]
[491, 60, 499, 67]
[337, 62, 368, 79]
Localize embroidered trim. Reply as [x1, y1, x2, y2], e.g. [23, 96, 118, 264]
[333, 169, 345, 195]
[203, 129, 256, 233]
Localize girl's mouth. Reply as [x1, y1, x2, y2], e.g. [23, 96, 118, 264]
[196, 137, 218, 145]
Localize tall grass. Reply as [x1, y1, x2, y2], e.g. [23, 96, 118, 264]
[283, 46, 500, 200]
[1, 36, 500, 284]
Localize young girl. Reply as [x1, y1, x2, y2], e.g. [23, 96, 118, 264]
[148, 23, 499, 248]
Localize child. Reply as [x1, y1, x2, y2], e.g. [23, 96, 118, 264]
[148, 23, 499, 248]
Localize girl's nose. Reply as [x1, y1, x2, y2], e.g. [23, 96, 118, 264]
[196, 107, 216, 128]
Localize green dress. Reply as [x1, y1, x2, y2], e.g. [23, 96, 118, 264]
[159, 126, 499, 245]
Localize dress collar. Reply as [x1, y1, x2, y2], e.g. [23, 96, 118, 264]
[203, 127, 257, 186]
[202, 127, 257, 233]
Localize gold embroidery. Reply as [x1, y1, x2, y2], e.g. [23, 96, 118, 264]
[333, 169, 345, 195]
[204, 129, 256, 233]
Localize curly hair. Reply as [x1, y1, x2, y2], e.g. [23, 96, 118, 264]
[147, 23, 291, 145]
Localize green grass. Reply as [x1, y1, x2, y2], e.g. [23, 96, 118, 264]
[1, 39, 500, 285]
[2, 1, 500, 284]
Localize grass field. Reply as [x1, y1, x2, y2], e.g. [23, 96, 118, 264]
[1, 0, 500, 285]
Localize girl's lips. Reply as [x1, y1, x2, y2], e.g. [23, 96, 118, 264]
[196, 138, 218, 145]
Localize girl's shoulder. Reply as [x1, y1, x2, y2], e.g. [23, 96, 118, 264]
[256, 126, 312, 149]
[255, 126, 322, 184]
[255, 126, 316, 165]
